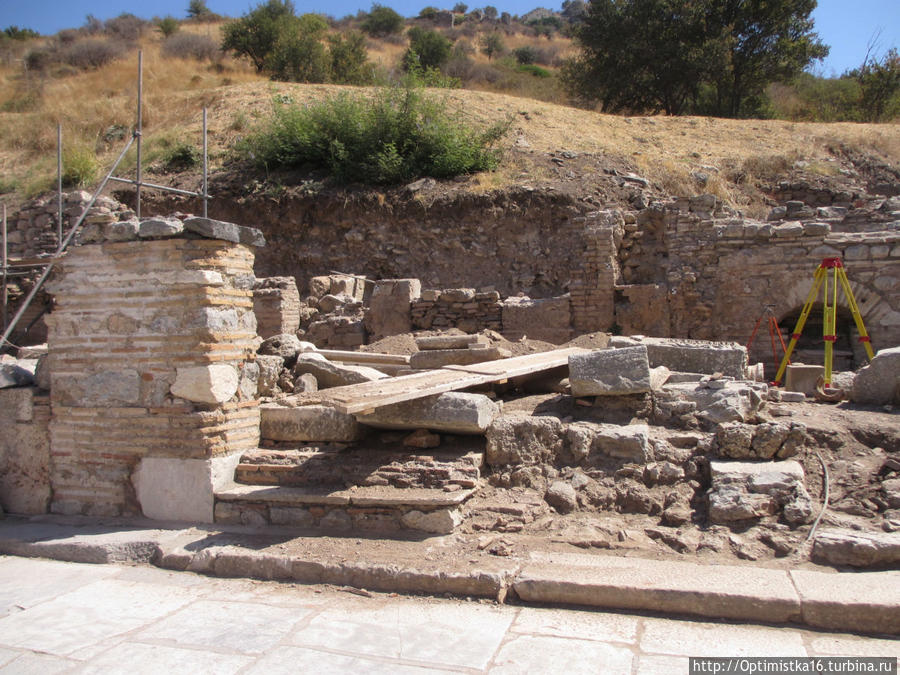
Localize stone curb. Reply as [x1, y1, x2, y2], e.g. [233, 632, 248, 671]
[0, 516, 897, 635]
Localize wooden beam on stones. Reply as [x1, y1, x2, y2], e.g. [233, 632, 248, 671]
[296, 347, 588, 414]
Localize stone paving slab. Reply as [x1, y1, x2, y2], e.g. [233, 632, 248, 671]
[0, 556, 897, 673]
[791, 569, 900, 635]
[1, 516, 899, 636]
[514, 551, 801, 624]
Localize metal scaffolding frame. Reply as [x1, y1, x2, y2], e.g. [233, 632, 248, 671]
[1, 51, 212, 352]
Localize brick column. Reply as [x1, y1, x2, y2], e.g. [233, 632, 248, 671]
[45, 218, 264, 521]
[570, 210, 622, 333]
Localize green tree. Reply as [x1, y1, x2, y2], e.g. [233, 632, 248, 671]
[266, 13, 330, 83]
[483, 5, 498, 20]
[565, 0, 828, 117]
[707, 0, 829, 117]
[404, 26, 452, 70]
[452, 2, 468, 13]
[418, 6, 440, 20]
[187, 0, 211, 19]
[852, 48, 900, 122]
[328, 31, 375, 84]
[3, 26, 39, 40]
[563, 0, 714, 115]
[156, 16, 180, 37]
[361, 4, 404, 36]
[480, 31, 504, 61]
[222, 0, 296, 72]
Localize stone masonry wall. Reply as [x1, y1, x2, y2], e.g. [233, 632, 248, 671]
[44, 230, 261, 519]
[411, 288, 503, 333]
[0, 388, 51, 515]
[253, 276, 301, 339]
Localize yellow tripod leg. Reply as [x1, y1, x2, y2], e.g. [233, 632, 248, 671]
[775, 265, 826, 385]
[823, 267, 837, 386]
[836, 266, 875, 361]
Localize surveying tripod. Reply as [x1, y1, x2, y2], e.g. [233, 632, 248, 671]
[774, 257, 874, 387]
[747, 304, 789, 375]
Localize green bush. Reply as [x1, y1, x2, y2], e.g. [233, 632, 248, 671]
[156, 16, 180, 37]
[403, 26, 452, 71]
[240, 84, 509, 184]
[361, 4, 404, 36]
[162, 140, 202, 172]
[517, 63, 550, 78]
[513, 46, 537, 65]
[62, 145, 98, 188]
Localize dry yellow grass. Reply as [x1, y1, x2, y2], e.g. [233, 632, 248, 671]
[1, 27, 898, 211]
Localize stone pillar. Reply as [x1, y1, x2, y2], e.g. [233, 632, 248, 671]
[253, 276, 301, 339]
[365, 278, 421, 340]
[570, 210, 622, 333]
[44, 218, 264, 521]
[0, 388, 51, 514]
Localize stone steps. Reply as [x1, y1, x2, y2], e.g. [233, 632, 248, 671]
[214, 483, 475, 534]
[235, 446, 482, 490]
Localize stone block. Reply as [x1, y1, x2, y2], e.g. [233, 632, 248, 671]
[486, 414, 565, 466]
[851, 347, 900, 405]
[415, 334, 486, 350]
[590, 423, 651, 462]
[784, 364, 824, 395]
[138, 217, 184, 238]
[401, 508, 461, 534]
[365, 279, 421, 339]
[293, 354, 387, 389]
[104, 219, 140, 241]
[256, 355, 284, 398]
[502, 295, 572, 344]
[409, 346, 510, 370]
[171, 364, 240, 404]
[609, 336, 748, 378]
[258, 334, 303, 366]
[184, 216, 264, 247]
[308, 276, 331, 299]
[569, 346, 651, 397]
[0, 358, 36, 388]
[811, 529, 900, 568]
[53, 369, 141, 407]
[260, 404, 364, 442]
[133, 452, 241, 523]
[357, 392, 499, 434]
[708, 459, 811, 525]
[440, 288, 475, 302]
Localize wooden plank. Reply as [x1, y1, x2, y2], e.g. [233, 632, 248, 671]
[310, 347, 587, 414]
[316, 349, 410, 366]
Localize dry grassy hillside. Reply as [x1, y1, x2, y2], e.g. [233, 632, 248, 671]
[0, 19, 898, 214]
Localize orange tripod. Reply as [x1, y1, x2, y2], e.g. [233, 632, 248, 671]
[774, 257, 875, 386]
[746, 304, 789, 377]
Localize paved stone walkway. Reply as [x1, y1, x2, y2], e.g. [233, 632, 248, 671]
[0, 556, 896, 674]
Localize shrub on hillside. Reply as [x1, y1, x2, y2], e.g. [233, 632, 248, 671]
[60, 39, 125, 70]
[239, 84, 509, 184]
[162, 32, 220, 61]
[62, 145, 98, 188]
[513, 45, 536, 65]
[156, 16, 180, 38]
[403, 27, 453, 71]
[102, 13, 149, 41]
[361, 4, 404, 37]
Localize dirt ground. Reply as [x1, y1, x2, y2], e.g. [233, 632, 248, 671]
[300, 329, 900, 572]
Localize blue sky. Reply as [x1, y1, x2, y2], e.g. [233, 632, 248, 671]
[2, 0, 898, 76]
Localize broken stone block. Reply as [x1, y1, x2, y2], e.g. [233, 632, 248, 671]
[785, 364, 825, 396]
[53, 369, 141, 407]
[812, 529, 900, 568]
[171, 364, 240, 404]
[409, 345, 510, 369]
[293, 353, 387, 389]
[569, 346, 651, 397]
[501, 295, 572, 344]
[401, 508, 461, 535]
[664, 381, 766, 425]
[609, 336, 748, 378]
[590, 423, 651, 463]
[715, 421, 807, 459]
[293, 373, 318, 393]
[365, 278, 421, 339]
[104, 219, 140, 242]
[851, 347, 900, 405]
[260, 403, 364, 442]
[708, 459, 811, 525]
[487, 414, 565, 466]
[184, 216, 265, 247]
[357, 392, 499, 434]
[256, 355, 284, 397]
[545, 481, 577, 513]
[258, 334, 303, 366]
[308, 276, 331, 299]
[0, 357, 36, 388]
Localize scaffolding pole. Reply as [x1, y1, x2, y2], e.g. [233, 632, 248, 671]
[203, 107, 208, 218]
[135, 50, 143, 220]
[1, 135, 136, 349]
[57, 123, 63, 244]
[2, 204, 7, 336]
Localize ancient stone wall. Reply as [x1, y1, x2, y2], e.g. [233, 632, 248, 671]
[44, 223, 262, 519]
[0, 387, 51, 515]
[253, 276, 301, 339]
[411, 288, 502, 333]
